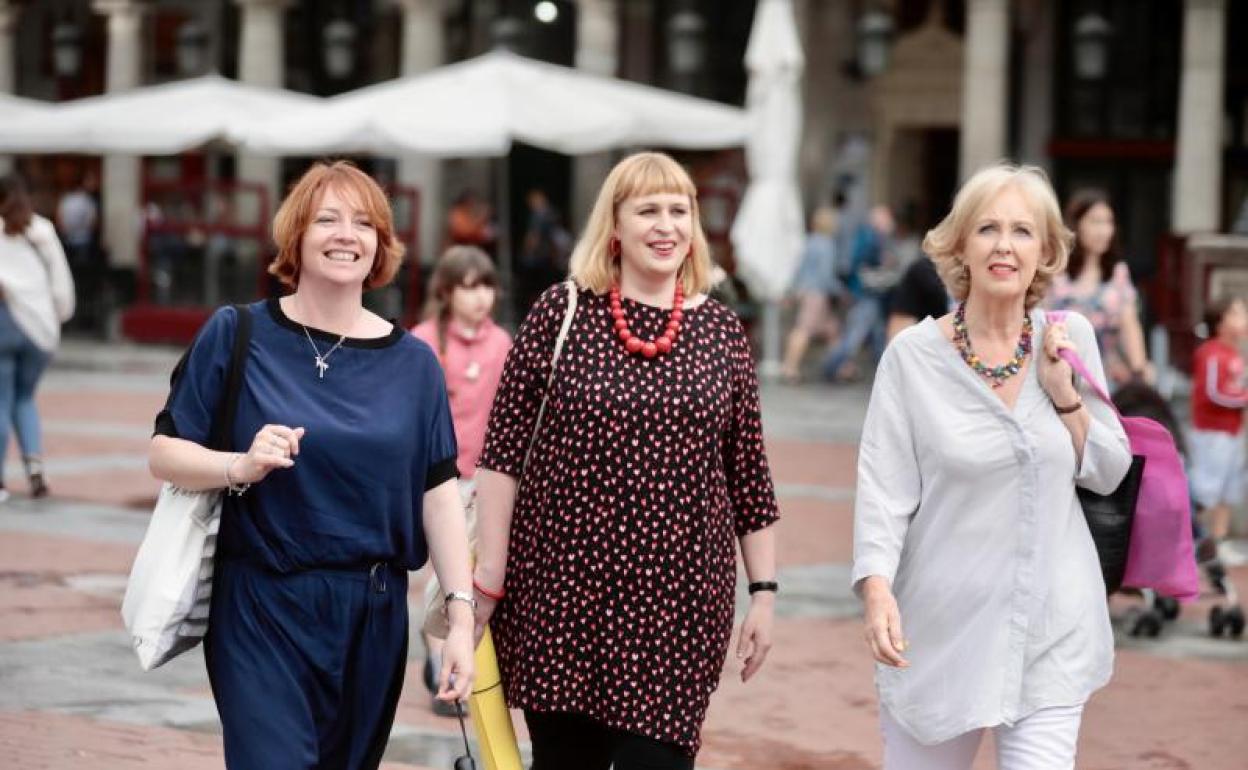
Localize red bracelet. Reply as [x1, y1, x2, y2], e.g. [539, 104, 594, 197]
[473, 579, 505, 602]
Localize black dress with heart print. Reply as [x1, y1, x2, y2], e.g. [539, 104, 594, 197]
[478, 282, 779, 756]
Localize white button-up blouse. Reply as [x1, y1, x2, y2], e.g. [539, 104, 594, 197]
[852, 309, 1132, 746]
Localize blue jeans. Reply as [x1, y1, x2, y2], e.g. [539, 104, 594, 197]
[0, 304, 51, 479]
[822, 295, 885, 380]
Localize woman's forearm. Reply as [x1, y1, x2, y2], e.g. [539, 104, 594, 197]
[148, 434, 239, 491]
[473, 468, 517, 592]
[1120, 305, 1149, 373]
[739, 525, 777, 583]
[423, 479, 475, 627]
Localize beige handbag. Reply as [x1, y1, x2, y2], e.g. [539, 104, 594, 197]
[423, 280, 578, 639]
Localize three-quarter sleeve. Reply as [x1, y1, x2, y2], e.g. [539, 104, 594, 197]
[477, 282, 567, 478]
[851, 344, 921, 591]
[153, 306, 238, 446]
[1066, 312, 1133, 494]
[722, 317, 779, 537]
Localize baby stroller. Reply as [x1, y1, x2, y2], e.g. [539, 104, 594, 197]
[1112, 381, 1244, 639]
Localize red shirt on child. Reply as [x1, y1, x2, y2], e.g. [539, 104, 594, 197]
[1192, 338, 1248, 434]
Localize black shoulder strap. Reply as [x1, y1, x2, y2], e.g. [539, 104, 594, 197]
[207, 304, 253, 452]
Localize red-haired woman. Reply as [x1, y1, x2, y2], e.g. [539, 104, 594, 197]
[148, 161, 474, 768]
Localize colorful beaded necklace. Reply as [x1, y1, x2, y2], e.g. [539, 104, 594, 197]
[952, 301, 1033, 389]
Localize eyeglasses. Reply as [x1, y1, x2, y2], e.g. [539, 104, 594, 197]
[453, 700, 477, 770]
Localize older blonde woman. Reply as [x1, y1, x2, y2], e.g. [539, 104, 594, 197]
[853, 163, 1132, 769]
[470, 152, 779, 769]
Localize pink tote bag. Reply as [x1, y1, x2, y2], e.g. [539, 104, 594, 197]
[1049, 313, 1200, 601]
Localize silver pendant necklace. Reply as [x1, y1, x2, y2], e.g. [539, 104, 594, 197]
[293, 298, 359, 379]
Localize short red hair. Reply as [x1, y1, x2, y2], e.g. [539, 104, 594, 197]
[268, 160, 405, 290]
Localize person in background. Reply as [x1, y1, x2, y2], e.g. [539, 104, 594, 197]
[0, 174, 75, 501]
[886, 255, 951, 341]
[411, 245, 512, 715]
[1189, 296, 1248, 567]
[1047, 190, 1152, 388]
[519, 188, 573, 314]
[781, 204, 842, 383]
[446, 189, 495, 251]
[822, 205, 897, 382]
[854, 163, 1131, 769]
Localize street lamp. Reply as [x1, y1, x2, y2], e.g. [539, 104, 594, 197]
[1072, 12, 1113, 80]
[52, 21, 83, 79]
[666, 4, 706, 92]
[855, 8, 894, 78]
[534, 1, 559, 24]
[323, 18, 357, 80]
[176, 19, 209, 76]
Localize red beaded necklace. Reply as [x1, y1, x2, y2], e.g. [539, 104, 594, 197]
[609, 282, 683, 358]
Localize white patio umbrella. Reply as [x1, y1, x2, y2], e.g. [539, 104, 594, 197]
[730, 0, 806, 376]
[243, 50, 748, 156]
[0, 74, 321, 155]
[0, 93, 54, 119]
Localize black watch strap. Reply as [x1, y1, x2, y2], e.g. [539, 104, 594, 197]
[748, 580, 779, 595]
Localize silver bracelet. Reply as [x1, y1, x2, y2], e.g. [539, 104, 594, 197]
[224, 453, 251, 495]
[443, 590, 478, 615]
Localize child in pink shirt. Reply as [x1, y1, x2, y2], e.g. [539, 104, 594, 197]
[411, 246, 511, 715]
[412, 246, 513, 481]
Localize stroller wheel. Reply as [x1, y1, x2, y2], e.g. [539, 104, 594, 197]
[1154, 596, 1181, 621]
[1227, 606, 1245, 639]
[1210, 605, 1228, 637]
[1130, 611, 1163, 638]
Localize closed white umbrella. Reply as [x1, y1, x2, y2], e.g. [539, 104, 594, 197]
[0, 74, 321, 155]
[730, 0, 806, 375]
[243, 50, 748, 156]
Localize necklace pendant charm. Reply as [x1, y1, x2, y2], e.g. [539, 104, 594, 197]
[315, 356, 329, 378]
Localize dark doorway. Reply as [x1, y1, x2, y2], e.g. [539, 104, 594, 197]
[919, 128, 959, 233]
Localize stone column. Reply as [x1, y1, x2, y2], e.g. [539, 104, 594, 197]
[395, 0, 444, 267]
[234, 0, 291, 225]
[573, 0, 618, 228]
[93, 0, 145, 269]
[0, 1, 18, 175]
[1173, 0, 1227, 233]
[958, 0, 1009, 181]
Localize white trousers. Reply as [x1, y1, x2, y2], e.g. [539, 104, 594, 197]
[881, 704, 1084, 770]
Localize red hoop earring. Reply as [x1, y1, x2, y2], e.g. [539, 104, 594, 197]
[609, 237, 621, 257]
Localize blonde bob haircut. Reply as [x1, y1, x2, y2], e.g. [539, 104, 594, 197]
[268, 160, 406, 290]
[569, 152, 714, 296]
[922, 162, 1072, 311]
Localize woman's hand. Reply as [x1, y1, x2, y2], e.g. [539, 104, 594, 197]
[436, 620, 476, 703]
[861, 576, 908, 668]
[736, 592, 774, 682]
[232, 424, 306, 484]
[1038, 322, 1079, 406]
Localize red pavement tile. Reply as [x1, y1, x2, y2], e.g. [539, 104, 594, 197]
[0, 531, 134, 641]
[767, 438, 857, 488]
[29, 433, 152, 459]
[36, 391, 165, 424]
[0, 712, 436, 770]
[775, 496, 852, 566]
[35, 468, 163, 509]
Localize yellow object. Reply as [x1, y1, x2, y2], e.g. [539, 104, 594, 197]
[470, 627, 523, 770]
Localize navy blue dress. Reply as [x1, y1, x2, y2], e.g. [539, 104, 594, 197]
[157, 300, 458, 769]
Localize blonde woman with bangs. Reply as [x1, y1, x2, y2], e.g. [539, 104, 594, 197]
[149, 161, 475, 767]
[852, 163, 1132, 769]
[471, 152, 779, 768]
